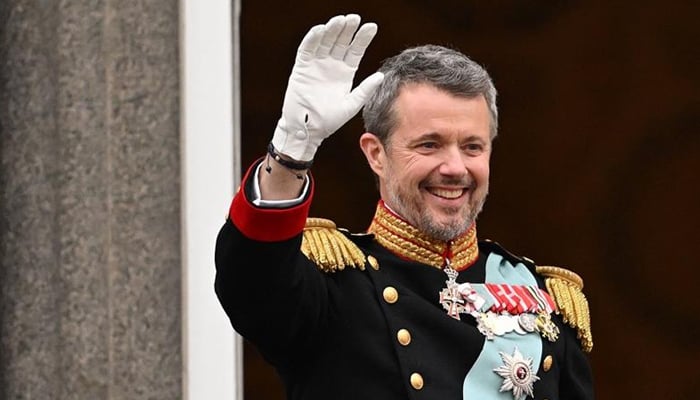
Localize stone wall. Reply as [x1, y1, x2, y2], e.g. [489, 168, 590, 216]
[0, 1, 182, 398]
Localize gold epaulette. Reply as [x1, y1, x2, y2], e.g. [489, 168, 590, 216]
[301, 218, 367, 273]
[536, 266, 594, 353]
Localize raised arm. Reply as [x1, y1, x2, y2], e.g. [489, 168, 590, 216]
[260, 14, 384, 200]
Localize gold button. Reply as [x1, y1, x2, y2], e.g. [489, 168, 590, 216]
[368, 255, 379, 270]
[543, 355, 553, 372]
[383, 286, 398, 303]
[410, 372, 424, 390]
[397, 329, 411, 346]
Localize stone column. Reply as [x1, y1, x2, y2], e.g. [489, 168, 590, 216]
[0, 1, 182, 398]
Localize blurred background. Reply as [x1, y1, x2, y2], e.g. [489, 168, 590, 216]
[239, 1, 699, 399]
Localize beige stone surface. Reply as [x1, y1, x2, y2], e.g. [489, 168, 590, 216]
[0, 1, 182, 398]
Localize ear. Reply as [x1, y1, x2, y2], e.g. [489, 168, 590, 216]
[359, 132, 386, 177]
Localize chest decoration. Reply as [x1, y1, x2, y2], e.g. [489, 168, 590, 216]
[493, 347, 540, 400]
[439, 261, 560, 342]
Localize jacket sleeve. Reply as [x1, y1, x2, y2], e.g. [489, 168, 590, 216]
[214, 160, 329, 366]
[560, 322, 596, 399]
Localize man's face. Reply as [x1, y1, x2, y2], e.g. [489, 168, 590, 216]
[378, 83, 492, 241]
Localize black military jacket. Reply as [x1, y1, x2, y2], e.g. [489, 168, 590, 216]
[215, 163, 594, 400]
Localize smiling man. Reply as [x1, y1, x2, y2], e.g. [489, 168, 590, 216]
[361, 80, 492, 242]
[215, 14, 594, 400]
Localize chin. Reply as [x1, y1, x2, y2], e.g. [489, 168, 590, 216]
[419, 214, 470, 241]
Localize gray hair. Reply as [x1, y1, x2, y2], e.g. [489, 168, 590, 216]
[362, 44, 498, 144]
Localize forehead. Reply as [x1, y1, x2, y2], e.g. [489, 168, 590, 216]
[391, 83, 491, 140]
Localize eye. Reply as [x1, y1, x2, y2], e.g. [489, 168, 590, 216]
[418, 141, 439, 149]
[463, 143, 484, 155]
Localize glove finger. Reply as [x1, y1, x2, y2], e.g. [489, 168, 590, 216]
[344, 23, 378, 68]
[329, 14, 361, 60]
[343, 71, 385, 115]
[316, 15, 347, 58]
[296, 24, 326, 63]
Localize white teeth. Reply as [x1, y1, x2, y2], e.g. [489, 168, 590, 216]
[430, 188, 464, 199]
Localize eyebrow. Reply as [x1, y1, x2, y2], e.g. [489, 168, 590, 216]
[407, 132, 441, 144]
[408, 132, 487, 145]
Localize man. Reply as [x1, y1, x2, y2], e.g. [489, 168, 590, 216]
[215, 13, 594, 400]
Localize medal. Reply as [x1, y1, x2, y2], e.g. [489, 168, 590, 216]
[493, 347, 540, 400]
[476, 312, 496, 339]
[439, 261, 484, 320]
[439, 265, 467, 320]
[457, 282, 485, 311]
[517, 313, 537, 333]
[535, 312, 560, 342]
[476, 312, 534, 339]
[437, 262, 560, 343]
[483, 283, 556, 315]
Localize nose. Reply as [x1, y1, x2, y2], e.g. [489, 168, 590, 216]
[438, 146, 467, 177]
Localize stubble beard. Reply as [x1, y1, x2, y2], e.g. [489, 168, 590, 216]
[385, 178, 487, 242]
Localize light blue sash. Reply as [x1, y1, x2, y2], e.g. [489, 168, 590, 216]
[462, 253, 543, 399]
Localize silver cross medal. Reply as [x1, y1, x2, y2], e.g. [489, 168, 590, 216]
[439, 260, 467, 320]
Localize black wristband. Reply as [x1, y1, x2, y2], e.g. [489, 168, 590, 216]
[267, 142, 314, 170]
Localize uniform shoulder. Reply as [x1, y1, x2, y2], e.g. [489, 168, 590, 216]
[536, 265, 593, 352]
[301, 218, 375, 273]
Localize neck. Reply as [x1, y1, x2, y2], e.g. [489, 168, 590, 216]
[367, 200, 479, 271]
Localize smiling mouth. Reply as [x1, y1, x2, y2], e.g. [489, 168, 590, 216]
[428, 187, 466, 199]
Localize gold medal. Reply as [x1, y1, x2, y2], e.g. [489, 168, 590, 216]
[535, 312, 560, 342]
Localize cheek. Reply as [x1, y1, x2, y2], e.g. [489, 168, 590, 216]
[470, 161, 490, 184]
[390, 154, 425, 180]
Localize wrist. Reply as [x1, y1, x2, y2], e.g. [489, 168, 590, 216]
[271, 120, 319, 162]
[259, 156, 308, 200]
[267, 142, 314, 171]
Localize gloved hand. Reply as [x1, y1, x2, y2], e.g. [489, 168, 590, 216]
[271, 14, 385, 162]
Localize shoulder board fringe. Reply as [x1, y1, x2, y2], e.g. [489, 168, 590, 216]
[301, 218, 367, 273]
[536, 266, 594, 353]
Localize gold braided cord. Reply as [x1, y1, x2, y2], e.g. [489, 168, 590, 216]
[301, 218, 366, 272]
[452, 236, 479, 268]
[324, 228, 345, 269]
[301, 229, 320, 261]
[305, 217, 336, 229]
[367, 202, 478, 270]
[537, 265, 584, 288]
[370, 223, 443, 267]
[537, 266, 593, 352]
[314, 229, 331, 267]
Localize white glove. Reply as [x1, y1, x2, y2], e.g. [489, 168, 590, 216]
[271, 14, 385, 162]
